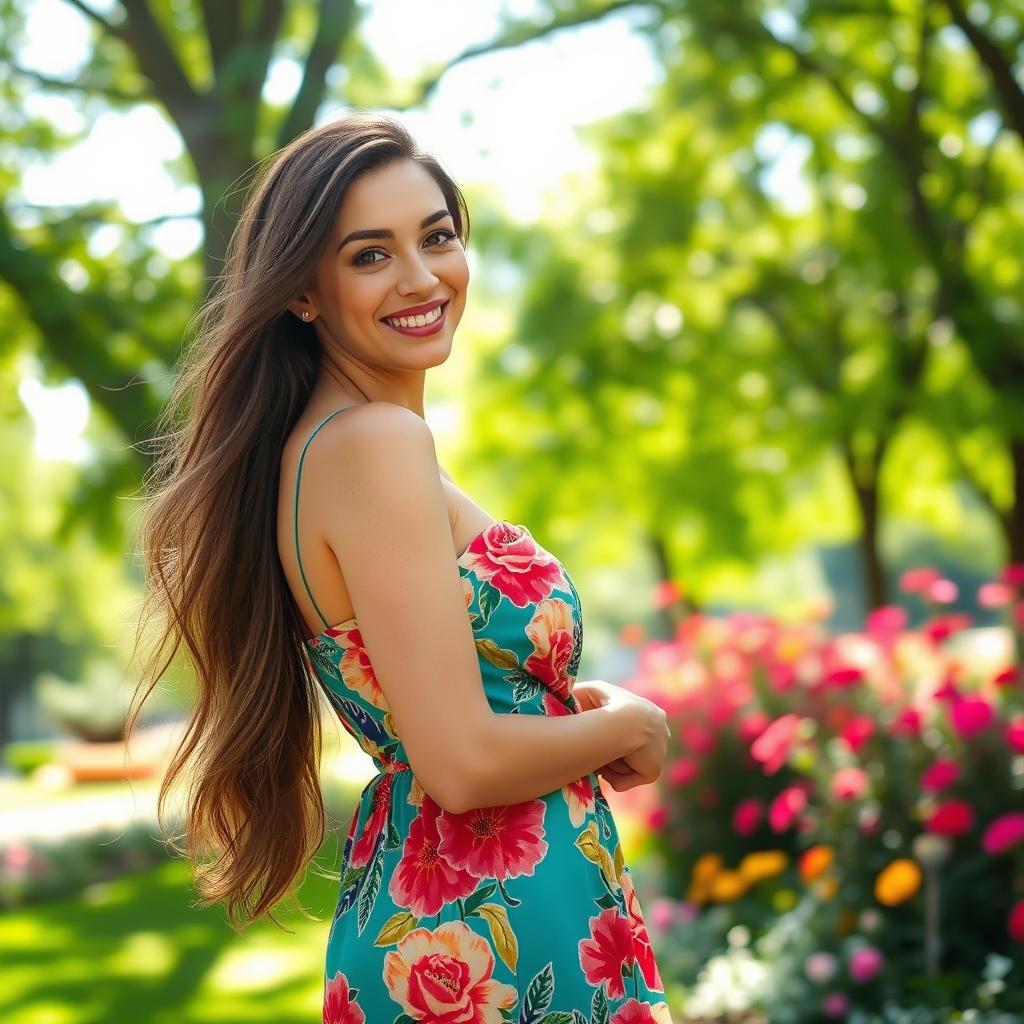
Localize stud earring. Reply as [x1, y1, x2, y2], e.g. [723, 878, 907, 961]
[302, 311, 310, 321]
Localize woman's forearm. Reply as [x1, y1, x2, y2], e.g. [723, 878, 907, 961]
[455, 702, 642, 811]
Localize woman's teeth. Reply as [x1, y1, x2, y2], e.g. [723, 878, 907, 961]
[384, 304, 443, 328]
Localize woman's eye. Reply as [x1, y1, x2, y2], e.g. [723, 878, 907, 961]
[353, 229, 457, 266]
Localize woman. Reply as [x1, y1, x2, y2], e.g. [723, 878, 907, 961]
[131, 111, 674, 1023]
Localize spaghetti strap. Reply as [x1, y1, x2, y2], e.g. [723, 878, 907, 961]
[293, 405, 359, 629]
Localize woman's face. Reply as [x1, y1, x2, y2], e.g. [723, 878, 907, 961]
[298, 159, 470, 373]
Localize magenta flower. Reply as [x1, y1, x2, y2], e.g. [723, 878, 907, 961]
[982, 813, 1024, 855]
[1000, 563, 1024, 587]
[901, 567, 940, 593]
[922, 613, 973, 643]
[831, 766, 869, 801]
[994, 666, 1020, 688]
[1009, 900, 1024, 943]
[849, 945, 884, 983]
[889, 706, 922, 738]
[769, 785, 809, 832]
[921, 758, 960, 793]
[925, 800, 974, 837]
[732, 797, 763, 837]
[950, 696, 994, 739]
[840, 715, 875, 754]
[1006, 715, 1024, 754]
[823, 665, 864, 688]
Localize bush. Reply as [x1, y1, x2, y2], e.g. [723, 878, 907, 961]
[632, 564, 1024, 1021]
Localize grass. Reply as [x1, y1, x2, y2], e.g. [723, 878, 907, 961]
[0, 839, 347, 1024]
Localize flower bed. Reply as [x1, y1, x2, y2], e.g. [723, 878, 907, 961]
[627, 565, 1024, 1022]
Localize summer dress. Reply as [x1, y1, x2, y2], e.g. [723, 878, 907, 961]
[292, 406, 673, 1024]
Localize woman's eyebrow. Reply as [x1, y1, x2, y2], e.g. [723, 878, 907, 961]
[337, 209, 452, 251]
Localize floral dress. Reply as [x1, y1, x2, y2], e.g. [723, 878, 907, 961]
[294, 409, 673, 1024]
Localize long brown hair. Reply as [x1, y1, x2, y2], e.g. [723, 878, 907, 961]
[126, 111, 472, 932]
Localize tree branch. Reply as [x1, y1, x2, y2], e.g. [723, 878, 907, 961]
[277, 0, 356, 146]
[410, 0, 659, 105]
[940, 0, 1024, 144]
[118, 0, 200, 124]
[5, 60, 153, 105]
[198, 0, 241, 75]
[61, 0, 128, 41]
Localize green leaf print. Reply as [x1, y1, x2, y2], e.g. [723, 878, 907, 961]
[478, 580, 501, 623]
[519, 961, 554, 1023]
[590, 986, 609, 1024]
[537, 1015, 574, 1024]
[462, 881, 498, 916]
[356, 832, 385, 934]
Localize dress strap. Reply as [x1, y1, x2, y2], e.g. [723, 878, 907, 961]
[293, 405, 359, 628]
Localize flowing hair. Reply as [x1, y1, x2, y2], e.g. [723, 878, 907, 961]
[126, 111, 471, 932]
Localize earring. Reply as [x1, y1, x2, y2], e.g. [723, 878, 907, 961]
[302, 311, 310, 321]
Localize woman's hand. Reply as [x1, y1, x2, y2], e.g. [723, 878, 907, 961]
[572, 680, 671, 792]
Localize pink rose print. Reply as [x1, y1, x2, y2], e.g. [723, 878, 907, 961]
[524, 598, 577, 701]
[323, 970, 366, 1024]
[610, 999, 672, 1023]
[437, 799, 548, 879]
[389, 796, 480, 917]
[383, 920, 518, 1023]
[579, 907, 636, 1000]
[350, 772, 395, 868]
[620, 870, 664, 992]
[461, 522, 564, 607]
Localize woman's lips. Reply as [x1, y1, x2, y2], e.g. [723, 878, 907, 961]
[380, 300, 449, 337]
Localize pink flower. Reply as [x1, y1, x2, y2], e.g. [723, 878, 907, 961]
[1009, 900, 1024, 943]
[849, 945, 884, 983]
[866, 606, 907, 633]
[922, 613, 973, 643]
[323, 970, 366, 1024]
[1006, 715, 1024, 754]
[579, 907, 636, 1000]
[926, 579, 958, 604]
[738, 711, 770, 742]
[901, 567, 940, 593]
[769, 785, 810, 832]
[1000, 563, 1024, 587]
[982, 813, 1024, 855]
[1016, 602, 1024, 629]
[839, 715, 875, 754]
[921, 758, 960, 793]
[436, 798, 549, 880]
[646, 806, 668, 831]
[822, 992, 849, 1018]
[925, 800, 974, 837]
[648, 898, 678, 934]
[978, 582, 1015, 608]
[950, 696, 994, 739]
[732, 797, 763, 836]
[831, 766, 869, 801]
[804, 952, 839, 983]
[751, 713, 803, 775]
[667, 757, 699, 786]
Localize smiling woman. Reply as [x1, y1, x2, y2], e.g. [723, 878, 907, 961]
[128, 110, 673, 1024]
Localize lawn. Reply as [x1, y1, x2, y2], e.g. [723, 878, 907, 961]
[0, 835, 346, 1024]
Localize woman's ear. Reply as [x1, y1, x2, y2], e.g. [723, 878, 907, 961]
[288, 296, 317, 322]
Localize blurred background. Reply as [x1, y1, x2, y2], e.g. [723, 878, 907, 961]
[1, 0, 1023, 1021]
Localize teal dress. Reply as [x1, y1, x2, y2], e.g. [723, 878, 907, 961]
[293, 407, 673, 1024]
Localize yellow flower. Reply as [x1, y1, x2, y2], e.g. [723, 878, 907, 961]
[739, 850, 788, 884]
[692, 853, 724, 885]
[709, 869, 749, 902]
[874, 858, 922, 906]
[799, 844, 834, 884]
